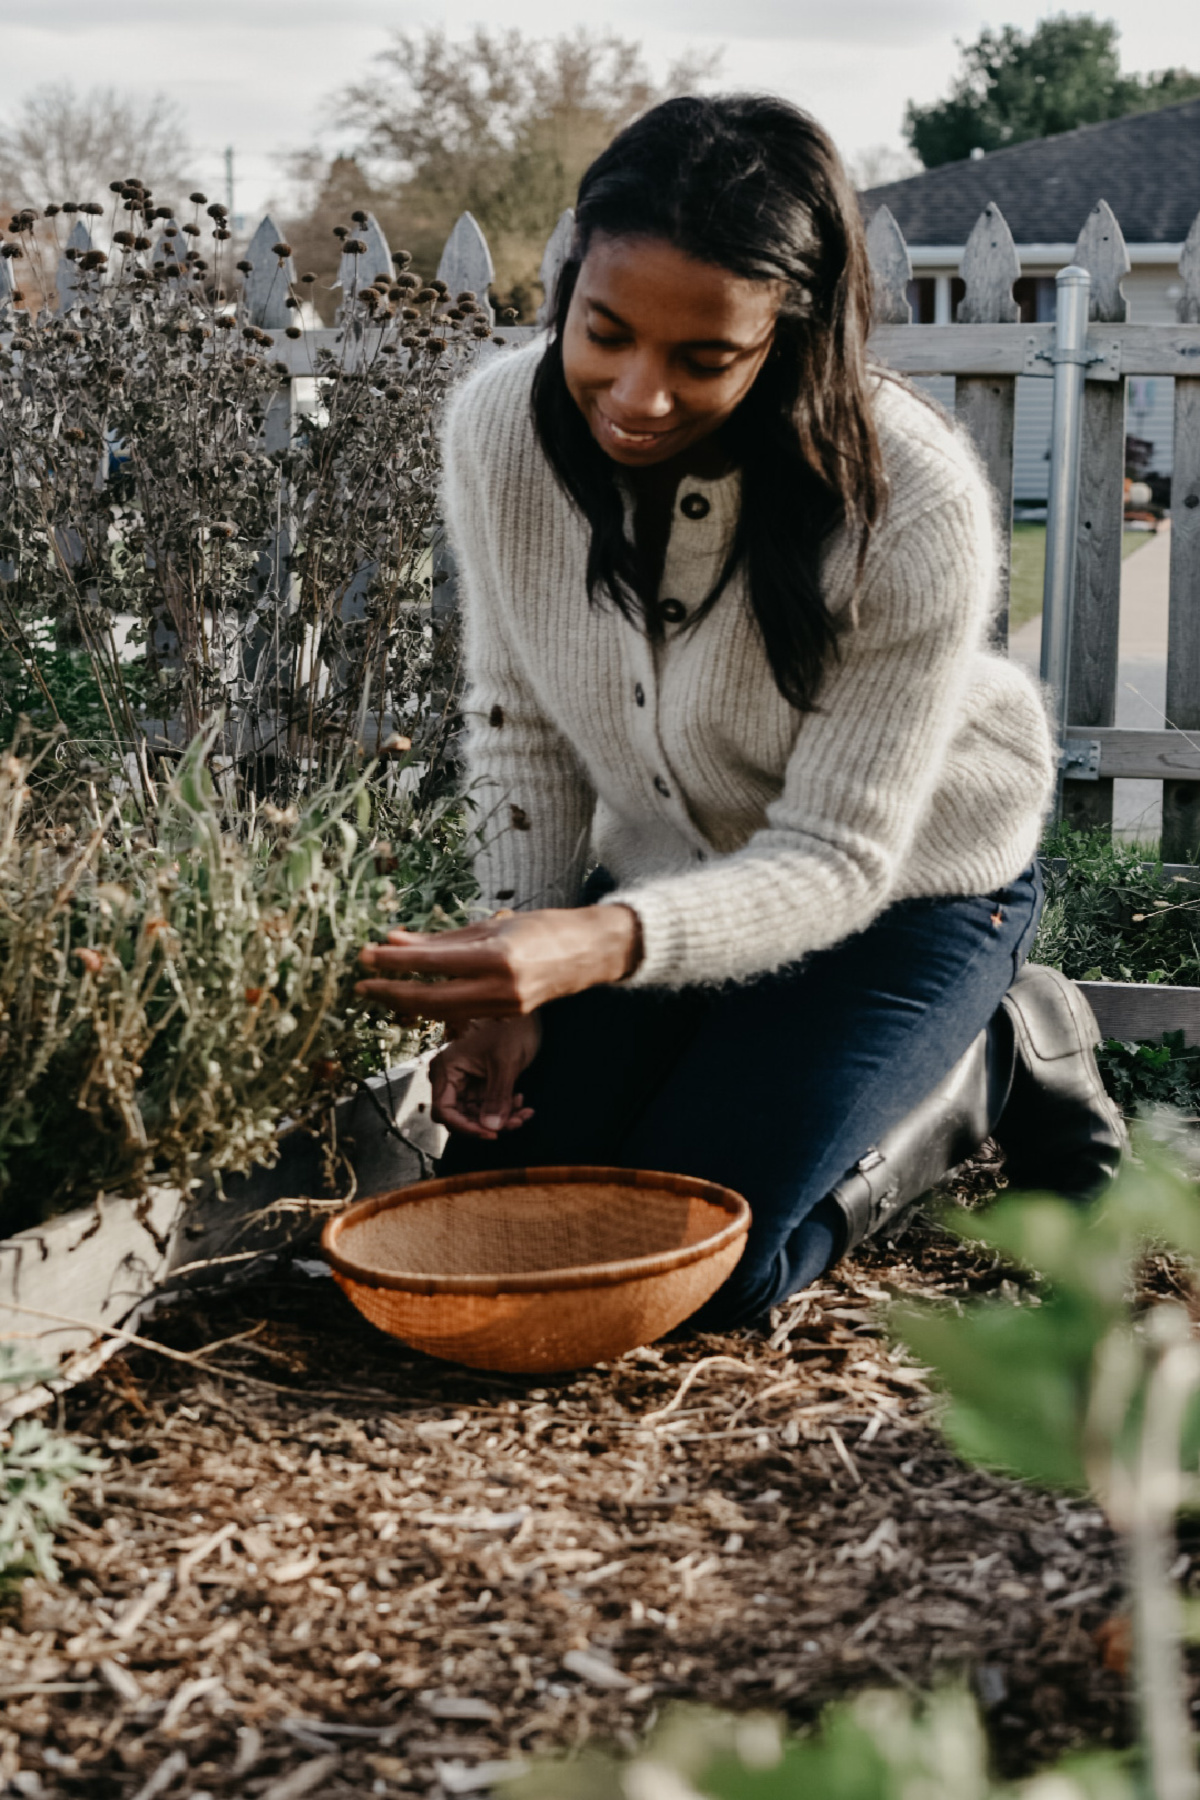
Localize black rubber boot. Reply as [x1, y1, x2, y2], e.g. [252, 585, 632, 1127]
[825, 963, 1126, 1254]
[827, 1028, 1010, 1255]
[991, 962, 1127, 1200]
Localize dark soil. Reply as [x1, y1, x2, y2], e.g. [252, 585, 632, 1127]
[0, 1170, 1165, 1799]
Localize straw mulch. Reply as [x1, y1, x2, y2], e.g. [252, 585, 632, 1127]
[0, 1167, 1155, 1799]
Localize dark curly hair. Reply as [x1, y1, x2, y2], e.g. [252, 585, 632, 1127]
[531, 92, 886, 712]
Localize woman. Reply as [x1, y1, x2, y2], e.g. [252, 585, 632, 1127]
[358, 94, 1124, 1328]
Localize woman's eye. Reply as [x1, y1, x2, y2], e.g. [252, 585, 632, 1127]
[686, 360, 735, 379]
[586, 329, 626, 349]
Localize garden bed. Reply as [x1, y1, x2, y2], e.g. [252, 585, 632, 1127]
[5, 1163, 1186, 1800]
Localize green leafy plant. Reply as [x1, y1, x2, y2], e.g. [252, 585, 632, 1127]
[1098, 1032, 1200, 1118]
[1, 1349, 105, 1584]
[1034, 826, 1200, 989]
[0, 728, 476, 1231]
[1034, 826, 1200, 1116]
[510, 1689, 1141, 1799]
[896, 1137, 1200, 1799]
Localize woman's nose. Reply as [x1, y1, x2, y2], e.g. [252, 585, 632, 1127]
[609, 355, 673, 419]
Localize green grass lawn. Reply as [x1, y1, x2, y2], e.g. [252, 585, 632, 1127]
[1009, 523, 1154, 634]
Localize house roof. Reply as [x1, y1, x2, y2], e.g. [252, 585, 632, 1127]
[859, 97, 1200, 246]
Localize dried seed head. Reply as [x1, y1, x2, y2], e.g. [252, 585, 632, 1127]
[332, 225, 348, 240]
[213, 228, 231, 241]
[82, 202, 103, 215]
[384, 385, 402, 401]
[134, 235, 152, 251]
[471, 322, 491, 338]
[44, 203, 60, 216]
[182, 221, 200, 236]
[431, 279, 449, 295]
[0, 244, 21, 259]
[113, 230, 135, 248]
[413, 286, 437, 304]
[300, 272, 316, 283]
[272, 241, 291, 257]
[285, 325, 301, 339]
[351, 209, 369, 224]
[215, 313, 236, 329]
[391, 249, 412, 269]
[456, 290, 477, 304]
[236, 259, 253, 273]
[62, 426, 86, 441]
[207, 202, 228, 220]
[109, 180, 126, 194]
[189, 191, 207, 204]
[61, 201, 78, 213]
[79, 249, 107, 269]
[344, 238, 367, 255]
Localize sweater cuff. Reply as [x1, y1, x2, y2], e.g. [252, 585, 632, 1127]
[597, 889, 693, 989]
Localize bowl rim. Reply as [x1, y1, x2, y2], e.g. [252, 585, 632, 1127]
[320, 1165, 751, 1297]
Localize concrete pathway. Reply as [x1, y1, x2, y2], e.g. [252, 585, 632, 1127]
[1010, 526, 1169, 841]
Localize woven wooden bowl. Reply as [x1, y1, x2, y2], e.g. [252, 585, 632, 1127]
[321, 1166, 750, 1373]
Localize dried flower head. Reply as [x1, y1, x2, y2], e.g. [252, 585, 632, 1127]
[214, 228, 231, 241]
[272, 242, 291, 258]
[285, 326, 301, 339]
[236, 259, 253, 274]
[134, 235, 152, 251]
[207, 203, 228, 220]
[343, 239, 367, 255]
[456, 291, 477, 305]
[332, 225, 348, 241]
[189, 191, 207, 204]
[82, 202, 103, 216]
[182, 222, 201, 236]
[391, 250, 412, 269]
[431, 279, 449, 296]
[43, 203, 60, 217]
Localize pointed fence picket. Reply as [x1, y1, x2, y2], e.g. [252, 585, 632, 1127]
[862, 198, 1200, 868]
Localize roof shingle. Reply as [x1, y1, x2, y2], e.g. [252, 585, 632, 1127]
[859, 97, 1200, 245]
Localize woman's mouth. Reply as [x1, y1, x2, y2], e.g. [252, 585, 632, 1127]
[598, 413, 675, 450]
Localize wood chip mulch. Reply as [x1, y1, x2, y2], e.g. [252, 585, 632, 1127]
[0, 1169, 1172, 1799]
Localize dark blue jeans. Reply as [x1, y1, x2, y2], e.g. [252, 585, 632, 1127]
[437, 864, 1044, 1328]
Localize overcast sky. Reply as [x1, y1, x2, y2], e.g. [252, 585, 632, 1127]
[6, 0, 1200, 224]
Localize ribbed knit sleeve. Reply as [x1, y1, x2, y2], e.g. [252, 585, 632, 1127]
[441, 369, 596, 913]
[601, 476, 1020, 987]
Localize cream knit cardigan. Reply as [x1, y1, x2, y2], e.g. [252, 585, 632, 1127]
[440, 341, 1055, 990]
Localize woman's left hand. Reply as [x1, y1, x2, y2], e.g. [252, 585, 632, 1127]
[356, 904, 642, 1025]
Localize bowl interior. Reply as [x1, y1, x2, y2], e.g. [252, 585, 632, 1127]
[335, 1180, 735, 1282]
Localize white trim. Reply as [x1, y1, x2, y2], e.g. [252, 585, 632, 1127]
[905, 242, 1185, 268]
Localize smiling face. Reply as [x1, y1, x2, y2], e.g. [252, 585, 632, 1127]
[560, 233, 782, 470]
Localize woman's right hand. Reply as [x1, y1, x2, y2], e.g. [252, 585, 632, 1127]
[430, 1014, 543, 1139]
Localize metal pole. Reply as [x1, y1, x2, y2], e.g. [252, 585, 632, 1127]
[1040, 263, 1091, 820]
